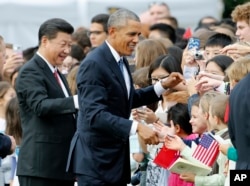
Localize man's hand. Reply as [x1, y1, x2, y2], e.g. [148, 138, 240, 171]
[161, 72, 184, 90]
[137, 123, 159, 145]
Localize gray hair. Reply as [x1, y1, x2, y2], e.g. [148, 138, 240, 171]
[107, 9, 140, 29]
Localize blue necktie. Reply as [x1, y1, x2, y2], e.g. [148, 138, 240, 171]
[118, 57, 124, 76]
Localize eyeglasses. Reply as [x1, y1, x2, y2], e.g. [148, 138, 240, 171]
[87, 31, 106, 37]
[150, 74, 170, 84]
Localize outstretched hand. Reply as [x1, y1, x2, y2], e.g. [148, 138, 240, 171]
[153, 120, 175, 142]
[161, 72, 185, 90]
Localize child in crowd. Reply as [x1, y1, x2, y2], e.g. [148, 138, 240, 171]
[165, 92, 230, 186]
[145, 54, 187, 186]
[153, 103, 196, 186]
[204, 33, 233, 61]
[225, 57, 250, 90]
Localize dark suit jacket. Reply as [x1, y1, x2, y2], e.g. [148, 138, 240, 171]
[0, 133, 11, 159]
[229, 73, 250, 169]
[67, 42, 160, 184]
[16, 54, 76, 180]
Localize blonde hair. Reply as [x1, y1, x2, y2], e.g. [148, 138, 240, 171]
[199, 91, 221, 114]
[210, 94, 228, 122]
[226, 57, 250, 83]
[135, 38, 168, 70]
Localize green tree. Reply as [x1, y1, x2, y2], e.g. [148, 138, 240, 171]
[223, 0, 249, 18]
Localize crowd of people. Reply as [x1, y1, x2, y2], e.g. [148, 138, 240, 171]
[0, 1, 250, 186]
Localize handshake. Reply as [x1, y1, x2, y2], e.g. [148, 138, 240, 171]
[136, 119, 175, 145]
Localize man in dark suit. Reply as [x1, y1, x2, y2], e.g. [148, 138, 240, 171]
[15, 18, 78, 186]
[67, 9, 183, 186]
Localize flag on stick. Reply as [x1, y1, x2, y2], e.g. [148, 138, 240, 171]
[192, 133, 219, 167]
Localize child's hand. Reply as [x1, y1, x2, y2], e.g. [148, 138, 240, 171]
[131, 109, 140, 122]
[165, 133, 186, 151]
[219, 143, 231, 156]
[180, 173, 195, 182]
[154, 120, 175, 142]
[136, 107, 157, 124]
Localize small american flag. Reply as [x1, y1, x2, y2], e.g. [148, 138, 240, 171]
[192, 133, 219, 167]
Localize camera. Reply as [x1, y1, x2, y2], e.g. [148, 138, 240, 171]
[194, 50, 204, 60]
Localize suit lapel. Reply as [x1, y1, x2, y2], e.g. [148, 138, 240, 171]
[34, 54, 67, 97]
[123, 57, 134, 100]
[101, 43, 128, 98]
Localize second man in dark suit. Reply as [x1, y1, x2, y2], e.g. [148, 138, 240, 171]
[16, 18, 78, 186]
[67, 9, 183, 186]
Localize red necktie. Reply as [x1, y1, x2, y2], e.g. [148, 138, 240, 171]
[54, 70, 61, 87]
[224, 102, 229, 123]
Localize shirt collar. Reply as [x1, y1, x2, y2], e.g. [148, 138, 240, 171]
[37, 52, 57, 73]
[105, 40, 121, 63]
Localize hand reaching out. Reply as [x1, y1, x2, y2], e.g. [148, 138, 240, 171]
[195, 76, 223, 92]
[137, 123, 159, 145]
[165, 134, 186, 151]
[135, 107, 157, 124]
[161, 72, 185, 90]
[153, 120, 176, 142]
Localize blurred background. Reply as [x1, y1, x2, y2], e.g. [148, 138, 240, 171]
[0, 0, 248, 49]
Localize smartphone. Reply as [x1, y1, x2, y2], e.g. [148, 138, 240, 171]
[13, 44, 23, 58]
[137, 106, 146, 112]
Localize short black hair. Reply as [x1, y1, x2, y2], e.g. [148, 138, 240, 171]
[206, 55, 234, 74]
[70, 44, 85, 62]
[205, 33, 233, 48]
[168, 103, 192, 135]
[38, 18, 74, 46]
[149, 23, 176, 43]
[91, 14, 110, 33]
